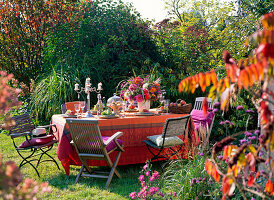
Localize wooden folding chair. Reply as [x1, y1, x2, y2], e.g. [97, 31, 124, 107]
[143, 115, 190, 167]
[9, 113, 60, 177]
[66, 119, 124, 188]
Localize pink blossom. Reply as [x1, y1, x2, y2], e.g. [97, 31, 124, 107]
[129, 84, 137, 91]
[135, 94, 144, 102]
[158, 191, 164, 197]
[138, 175, 145, 182]
[148, 187, 159, 196]
[129, 192, 137, 199]
[141, 181, 145, 187]
[145, 171, 150, 176]
[149, 171, 160, 182]
[143, 163, 148, 170]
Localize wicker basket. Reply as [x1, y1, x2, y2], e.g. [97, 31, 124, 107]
[168, 99, 192, 114]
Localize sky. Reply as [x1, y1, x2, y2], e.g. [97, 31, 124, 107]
[122, 0, 168, 22]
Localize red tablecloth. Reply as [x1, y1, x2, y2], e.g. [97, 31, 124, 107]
[51, 113, 198, 175]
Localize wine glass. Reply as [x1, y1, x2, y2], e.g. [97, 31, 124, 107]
[164, 99, 170, 113]
[80, 103, 85, 115]
[74, 104, 81, 118]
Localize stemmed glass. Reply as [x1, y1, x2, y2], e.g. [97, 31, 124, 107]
[74, 104, 81, 118]
[80, 103, 85, 116]
[164, 99, 170, 113]
[121, 101, 127, 118]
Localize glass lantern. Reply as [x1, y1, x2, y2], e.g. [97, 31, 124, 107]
[107, 94, 123, 114]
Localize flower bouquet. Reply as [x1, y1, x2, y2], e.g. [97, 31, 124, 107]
[120, 75, 161, 112]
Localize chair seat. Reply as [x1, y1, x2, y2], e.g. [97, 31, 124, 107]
[147, 134, 184, 147]
[18, 135, 55, 148]
[102, 136, 123, 152]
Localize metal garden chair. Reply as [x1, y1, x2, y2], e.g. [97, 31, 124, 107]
[66, 119, 124, 188]
[192, 97, 215, 135]
[9, 113, 60, 177]
[143, 115, 191, 166]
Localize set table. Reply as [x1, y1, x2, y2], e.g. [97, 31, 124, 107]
[51, 112, 198, 175]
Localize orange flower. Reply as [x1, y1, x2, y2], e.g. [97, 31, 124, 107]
[150, 87, 157, 93]
[145, 94, 151, 100]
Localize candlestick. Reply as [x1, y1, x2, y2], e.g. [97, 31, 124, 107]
[74, 83, 79, 91]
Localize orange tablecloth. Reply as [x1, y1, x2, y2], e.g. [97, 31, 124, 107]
[51, 113, 198, 175]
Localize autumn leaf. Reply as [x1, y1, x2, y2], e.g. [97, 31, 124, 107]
[264, 180, 274, 196]
[212, 166, 221, 182]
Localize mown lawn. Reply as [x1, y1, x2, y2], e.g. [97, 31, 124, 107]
[0, 133, 148, 200]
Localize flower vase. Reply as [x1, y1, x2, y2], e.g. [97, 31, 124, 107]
[138, 100, 150, 112]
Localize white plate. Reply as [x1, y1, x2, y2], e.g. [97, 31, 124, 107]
[99, 115, 119, 119]
[61, 114, 77, 118]
[135, 112, 155, 116]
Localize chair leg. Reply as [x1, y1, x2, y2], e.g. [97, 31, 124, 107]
[75, 164, 84, 184]
[17, 149, 40, 177]
[105, 151, 121, 188]
[38, 146, 60, 170]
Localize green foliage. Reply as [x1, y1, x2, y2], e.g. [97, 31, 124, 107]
[161, 156, 222, 199]
[30, 69, 78, 122]
[43, 0, 163, 99]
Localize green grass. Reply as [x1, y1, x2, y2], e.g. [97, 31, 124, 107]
[0, 133, 143, 200]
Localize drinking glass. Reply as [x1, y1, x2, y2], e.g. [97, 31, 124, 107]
[164, 99, 170, 113]
[74, 104, 81, 117]
[80, 103, 85, 115]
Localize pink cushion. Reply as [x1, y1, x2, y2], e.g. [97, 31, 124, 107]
[19, 135, 55, 148]
[190, 109, 214, 131]
[102, 136, 123, 152]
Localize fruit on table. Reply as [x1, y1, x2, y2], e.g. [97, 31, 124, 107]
[102, 109, 113, 115]
[169, 103, 173, 107]
[143, 109, 149, 112]
[177, 103, 181, 107]
[128, 104, 135, 109]
[65, 110, 75, 115]
[160, 106, 164, 110]
[180, 100, 186, 105]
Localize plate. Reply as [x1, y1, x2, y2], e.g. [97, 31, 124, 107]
[125, 109, 138, 113]
[62, 114, 77, 118]
[99, 115, 119, 119]
[135, 112, 155, 116]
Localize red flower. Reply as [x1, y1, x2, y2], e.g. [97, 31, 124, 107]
[134, 77, 143, 84]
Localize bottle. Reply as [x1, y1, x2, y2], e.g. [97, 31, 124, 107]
[96, 94, 103, 115]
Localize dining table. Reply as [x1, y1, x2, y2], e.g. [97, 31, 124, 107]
[51, 111, 198, 175]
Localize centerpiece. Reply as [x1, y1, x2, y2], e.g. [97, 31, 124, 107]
[120, 75, 161, 112]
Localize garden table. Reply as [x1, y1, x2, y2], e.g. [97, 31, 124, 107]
[51, 112, 198, 175]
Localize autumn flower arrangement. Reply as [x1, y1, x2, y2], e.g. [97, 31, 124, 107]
[120, 75, 161, 103]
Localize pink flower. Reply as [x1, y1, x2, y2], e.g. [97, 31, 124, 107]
[158, 191, 164, 197]
[148, 187, 159, 196]
[143, 163, 148, 170]
[129, 84, 137, 91]
[138, 175, 145, 182]
[135, 94, 144, 102]
[141, 181, 145, 187]
[129, 192, 137, 199]
[145, 171, 150, 176]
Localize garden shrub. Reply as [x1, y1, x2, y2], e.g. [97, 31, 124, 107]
[32, 0, 165, 121]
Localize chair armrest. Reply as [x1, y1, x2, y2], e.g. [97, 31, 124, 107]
[37, 124, 57, 133]
[104, 132, 123, 146]
[10, 132, 31, 139]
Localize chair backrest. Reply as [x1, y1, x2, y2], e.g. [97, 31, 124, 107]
[162, 115, 190, 138]
[65, 101, 86, 113]
[10, 113, 35, 135]
[66, 119, 105, 156]
[193, 97, 214, 110]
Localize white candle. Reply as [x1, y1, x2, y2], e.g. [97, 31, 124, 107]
[85, 77, 91, 86]
[98, 82, 102, 90]
[74, 83, 79, 91]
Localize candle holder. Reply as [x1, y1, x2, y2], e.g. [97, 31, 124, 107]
[74, 78, 103, 112]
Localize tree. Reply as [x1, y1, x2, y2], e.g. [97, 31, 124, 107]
[179, 12, 274, 199]
[0, 0, 79, 90]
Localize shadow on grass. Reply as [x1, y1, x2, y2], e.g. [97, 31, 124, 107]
[45, 164, 145, 198]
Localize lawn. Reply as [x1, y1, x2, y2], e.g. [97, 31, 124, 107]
[0, 132, 147, 200]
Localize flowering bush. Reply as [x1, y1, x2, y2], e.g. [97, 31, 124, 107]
[129, 162, 176, 199]
[0, 156, 51, 199]
[120, 75, 161, 102]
